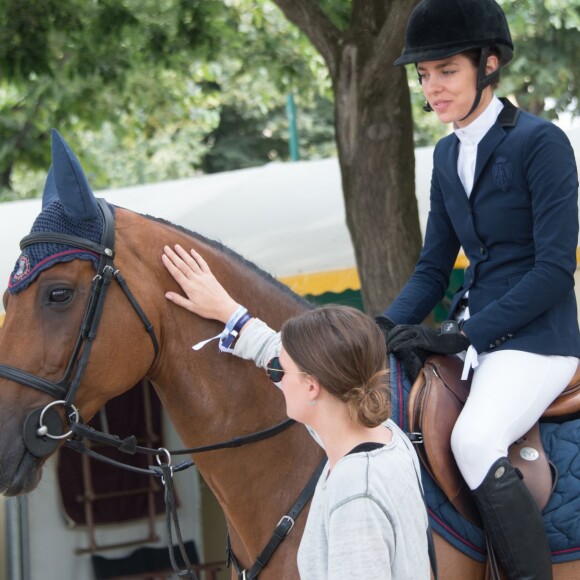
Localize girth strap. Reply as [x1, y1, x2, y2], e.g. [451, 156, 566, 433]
[227, 459, 326, 580]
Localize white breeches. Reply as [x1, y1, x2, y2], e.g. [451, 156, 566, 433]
[450, 349, 578, 490]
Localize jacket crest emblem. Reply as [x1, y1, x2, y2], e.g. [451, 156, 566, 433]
[492, 156, 513, 192]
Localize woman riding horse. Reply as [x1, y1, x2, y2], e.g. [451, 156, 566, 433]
[375, 1, 580, 578]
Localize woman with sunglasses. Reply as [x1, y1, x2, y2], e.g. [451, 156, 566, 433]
[162, 243, 431, 580]
[375, 1, 580, 578]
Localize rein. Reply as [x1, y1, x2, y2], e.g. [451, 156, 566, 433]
[69, 416, 297, 465]
[0, 202, 322, 578]
[66, 417, 319, 580]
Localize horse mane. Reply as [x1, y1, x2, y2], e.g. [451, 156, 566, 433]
[144, 213, 313, 311]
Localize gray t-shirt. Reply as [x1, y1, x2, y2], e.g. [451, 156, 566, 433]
[297, 421, 430, 580]
[234, 320, 430, 579]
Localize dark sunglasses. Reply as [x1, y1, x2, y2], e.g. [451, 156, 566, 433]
[266, 357, 309, 383]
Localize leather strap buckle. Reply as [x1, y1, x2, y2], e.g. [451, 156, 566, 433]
[408, 432, 424, 444]
[277, 515, 295, 536]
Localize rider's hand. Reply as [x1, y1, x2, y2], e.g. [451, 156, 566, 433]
[387, 321, 470, 355]
[375, 315, 397, 340]
[375, 316, 429, 382]
[162, 244, 240, 323]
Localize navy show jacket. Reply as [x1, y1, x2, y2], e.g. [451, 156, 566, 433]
[384, 99, 580, 356]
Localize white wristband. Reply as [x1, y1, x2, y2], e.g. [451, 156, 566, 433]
[191, 306, 249, 353]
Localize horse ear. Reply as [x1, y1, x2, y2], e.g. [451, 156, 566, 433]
[41, 165, 58, 209]
[50, 128, 99, 220]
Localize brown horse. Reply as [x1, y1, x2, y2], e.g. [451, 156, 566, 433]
[1, 129, 579, 578]
[3, 207, 580, 579]
[0, 204, 326, 578]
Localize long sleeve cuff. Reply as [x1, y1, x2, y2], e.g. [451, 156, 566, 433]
[233, 318, 281, 368]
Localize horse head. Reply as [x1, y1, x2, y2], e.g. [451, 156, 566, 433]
[0, 130, 157, 495]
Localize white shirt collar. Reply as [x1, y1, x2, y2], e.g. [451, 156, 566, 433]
[454, 96, 504, 146]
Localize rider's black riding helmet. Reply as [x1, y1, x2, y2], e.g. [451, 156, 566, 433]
[394, 0, 514, 118]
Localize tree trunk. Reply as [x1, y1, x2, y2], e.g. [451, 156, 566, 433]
[1, 165, 13, 190]
[273, 0, 422, 316]
[335, 43, 421, 315]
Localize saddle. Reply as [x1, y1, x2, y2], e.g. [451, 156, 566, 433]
[408, 354, 580, 525]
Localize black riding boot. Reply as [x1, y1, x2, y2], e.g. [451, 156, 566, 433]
[472, 457, 553, 580]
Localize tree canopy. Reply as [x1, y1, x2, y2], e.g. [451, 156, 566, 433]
[1, 0, 578, 200]
[0, 0, 335, 199]
[500, 0, 580, 118]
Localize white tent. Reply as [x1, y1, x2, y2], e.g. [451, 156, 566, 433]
[0, 146, 440, 317]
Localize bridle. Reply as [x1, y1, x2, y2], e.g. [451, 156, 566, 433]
[0, 198, 324, 579]
[0, 199, 159, 457]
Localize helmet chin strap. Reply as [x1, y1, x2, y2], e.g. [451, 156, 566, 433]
[458, 47, 500, 123]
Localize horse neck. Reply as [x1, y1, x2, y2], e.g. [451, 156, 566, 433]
[154, 237, 306, 443]
[118, 210, 323, 562]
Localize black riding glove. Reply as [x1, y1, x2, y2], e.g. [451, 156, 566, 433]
[375, 316, 429, 383]
[387, 321, 470, 355]
[375, 315, 396, 339]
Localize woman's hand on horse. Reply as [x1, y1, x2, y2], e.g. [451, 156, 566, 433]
[162, 244, 240, 323]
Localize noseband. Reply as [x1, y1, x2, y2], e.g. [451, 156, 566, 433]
[0, 198, 159, 456]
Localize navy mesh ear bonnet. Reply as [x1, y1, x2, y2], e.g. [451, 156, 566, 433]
[8, 200, 110, 294]
[7, 128, 115, 295]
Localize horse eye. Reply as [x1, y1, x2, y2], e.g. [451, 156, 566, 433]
[48, 289, 73, 304]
